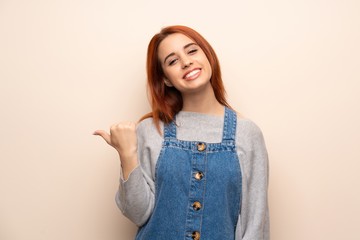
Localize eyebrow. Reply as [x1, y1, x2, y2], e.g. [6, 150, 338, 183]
[163, 42, 198, 64]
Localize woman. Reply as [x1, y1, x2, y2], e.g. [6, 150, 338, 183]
[94, 25, 269, 240]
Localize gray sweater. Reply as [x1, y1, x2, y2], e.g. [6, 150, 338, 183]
[116, 111, 270, 240]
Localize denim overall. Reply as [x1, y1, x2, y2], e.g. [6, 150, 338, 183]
[136, 107, 242, 240]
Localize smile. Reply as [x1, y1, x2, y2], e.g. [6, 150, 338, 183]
[183, 69, 201, 80]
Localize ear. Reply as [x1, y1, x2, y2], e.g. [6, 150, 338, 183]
[164, 78, 173, 87]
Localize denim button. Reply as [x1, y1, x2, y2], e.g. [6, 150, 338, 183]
[197, 142, 206, 151]
[192, 201, 202, 211]
[192, 231, 200, 240]
[194, 172, 204, 180]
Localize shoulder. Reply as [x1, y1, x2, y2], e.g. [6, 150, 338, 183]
[236, 117, 266, 150]
[237, 117, 263, 137]
[230, 109, 263, 138]
[137, 117, 163, 140]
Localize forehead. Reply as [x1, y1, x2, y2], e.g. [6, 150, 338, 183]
[157, 33, 195, 59]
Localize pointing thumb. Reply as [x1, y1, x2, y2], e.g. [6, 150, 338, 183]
[93, 130, 111, 145]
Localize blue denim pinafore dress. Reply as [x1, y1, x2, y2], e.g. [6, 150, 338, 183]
[136, 107, 242, 240]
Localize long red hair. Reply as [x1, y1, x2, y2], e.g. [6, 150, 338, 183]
[141, 25, 231, 131]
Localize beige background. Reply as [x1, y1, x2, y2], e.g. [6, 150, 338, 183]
[1, 0, 359, 239]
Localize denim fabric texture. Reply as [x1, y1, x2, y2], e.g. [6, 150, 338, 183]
[135, 107, 242, 240]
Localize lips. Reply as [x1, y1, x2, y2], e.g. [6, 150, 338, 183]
[183, 68, 201, 80]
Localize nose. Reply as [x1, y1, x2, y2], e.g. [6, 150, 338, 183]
[181, 57, 193, 69]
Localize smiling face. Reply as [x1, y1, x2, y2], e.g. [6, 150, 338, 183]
[157, 33, 213, 95]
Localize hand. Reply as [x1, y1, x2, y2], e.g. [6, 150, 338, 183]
[93, 122, 138, 161]
[94, 122, 139, 180]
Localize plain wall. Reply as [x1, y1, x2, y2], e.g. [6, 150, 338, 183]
[1, 0, 359, 239]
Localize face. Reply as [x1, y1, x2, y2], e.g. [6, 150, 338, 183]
[157, 33, 212, 95]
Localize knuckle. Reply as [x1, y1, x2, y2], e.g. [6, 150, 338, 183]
[110, 121, 136, 133]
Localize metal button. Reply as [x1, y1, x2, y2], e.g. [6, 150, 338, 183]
[197, 142, 206, 151]
[192, 201, 202, 211]
[194, 171, 204, 180]
[192, 231, 200, 240]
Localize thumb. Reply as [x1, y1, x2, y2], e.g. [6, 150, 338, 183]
[93, 130, 111, 145]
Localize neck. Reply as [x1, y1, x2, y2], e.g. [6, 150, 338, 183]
[181, 86, 224, 115]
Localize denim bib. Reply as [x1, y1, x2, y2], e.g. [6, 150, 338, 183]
[136, 107, 242, 240]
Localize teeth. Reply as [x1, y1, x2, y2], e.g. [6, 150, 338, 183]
[185, 69, 200, 79]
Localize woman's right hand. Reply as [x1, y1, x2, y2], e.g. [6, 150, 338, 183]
[94, 122, 139, 180]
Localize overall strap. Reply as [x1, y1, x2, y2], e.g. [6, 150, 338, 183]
[163, 119, 177, 139]
[222, 107, 237, 142]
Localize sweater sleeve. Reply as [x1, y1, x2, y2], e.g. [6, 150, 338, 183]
[115, 118, 162, 227]
[236, 120, 270, 240]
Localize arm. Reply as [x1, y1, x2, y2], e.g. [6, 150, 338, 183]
[115, 120, 161, 226]
[236, 121, 270, 240]
[94, 120, 160, 226]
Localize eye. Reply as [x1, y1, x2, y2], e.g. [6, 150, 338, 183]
[168, 58, 178, 66]
[188, 48, 198, 55]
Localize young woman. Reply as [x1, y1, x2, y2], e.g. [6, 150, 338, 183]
[94, 25, 269, 240]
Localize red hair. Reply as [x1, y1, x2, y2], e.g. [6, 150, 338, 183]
[140, 25, 231, 131]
